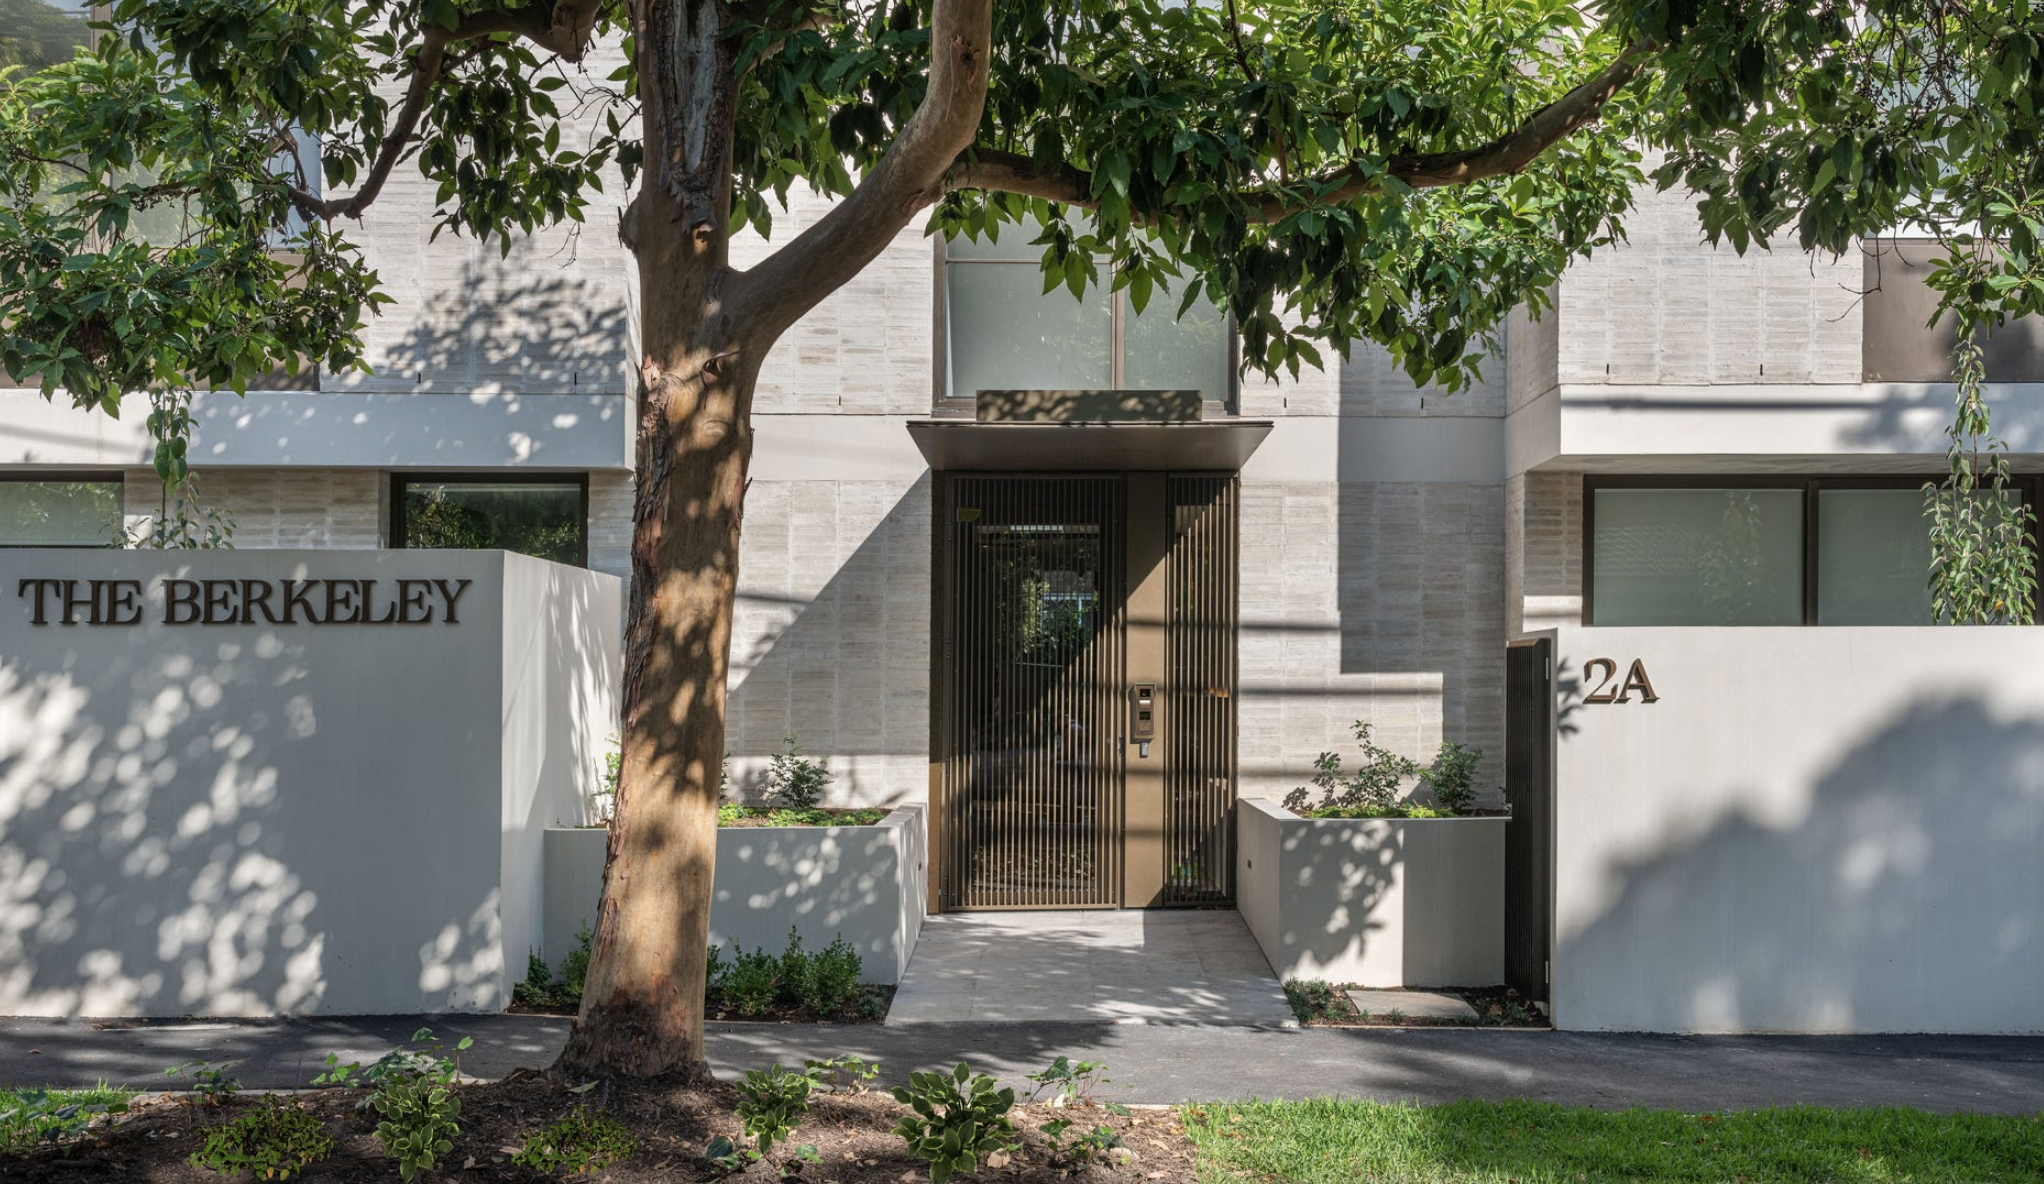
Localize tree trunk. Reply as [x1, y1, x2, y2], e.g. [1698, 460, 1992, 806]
[555, 0, 749, 1081]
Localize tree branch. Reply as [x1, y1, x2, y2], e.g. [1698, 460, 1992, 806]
[730, 0, 994, 337]
[285, 0, 609, 223]
[946, 40, 1655, 223]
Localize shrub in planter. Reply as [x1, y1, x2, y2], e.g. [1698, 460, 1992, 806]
[1284, 722, 1488, 818]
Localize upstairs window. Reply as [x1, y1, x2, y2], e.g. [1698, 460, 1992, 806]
[0, 474, 121, 546]
[940, 229, 1233, 412]
[1587, 477, 2038, 626]
[392, 474, 587, 567]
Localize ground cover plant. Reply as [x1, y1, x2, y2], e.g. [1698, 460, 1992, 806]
[186, 1096, 336, 1180]
[0, 1084, 133, 1155]
[1182, 1098, 2044, 1184]
[1283, 981, 1544, 1028]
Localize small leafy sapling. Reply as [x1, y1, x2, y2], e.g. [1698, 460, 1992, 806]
[802, 1055, 880, 1095]
[1419, 741, 1483, 815]
[764, 734, 832, 809]
[890, 1062, 1017, 1184]
[1282, 722, 1421, 814]
[164, 1060, 241, 1110]
[734, 1064, 814, 1155]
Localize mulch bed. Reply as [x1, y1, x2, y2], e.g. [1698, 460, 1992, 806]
[1290, 983, 1547, 1028]
[4, 1074, 1200, 1183]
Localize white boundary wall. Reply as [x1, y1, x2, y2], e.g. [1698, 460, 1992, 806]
[0, 549, 619, 1016]
[543, 805, 928, 985]
[1549, 626, 2044, 1034]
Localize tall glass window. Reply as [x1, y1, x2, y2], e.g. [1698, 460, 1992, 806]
[943, 227, 1231, 405]
[0, 477, 121, 546]
[394, 476, 586, 566]
[1591, 488, 1804, 625]
[1816, 489, 1938, 625]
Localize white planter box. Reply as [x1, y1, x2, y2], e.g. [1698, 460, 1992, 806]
[1236, 798, 1503, 987]
[543, 805, 927, 985]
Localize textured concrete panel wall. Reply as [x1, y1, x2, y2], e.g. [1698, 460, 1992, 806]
[1238, 478, 1506, 805]
[1550, 626, 2044, 1034]
[1506, 471, 1583, 636]
[726, 475, 932, 806]
[1556, 181, 1863, 387]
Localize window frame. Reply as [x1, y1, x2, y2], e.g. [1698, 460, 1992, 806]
[1582, 473, 2044, 626]
[389, 471, 591, 568]
[0, 470, 125, 548]
[932, 234, 1240, 417]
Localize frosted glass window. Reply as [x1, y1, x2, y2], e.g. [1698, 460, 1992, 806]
[0, 479, 120, 546]
[945, 263, 1111, 396]
[1123, 287, 1230, 399]
[1817, 489, 1949, 625]
[1592, 488, 1804, 625]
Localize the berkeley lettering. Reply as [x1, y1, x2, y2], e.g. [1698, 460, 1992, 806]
[16, 578, 146, 626]
[18, 576, 474, 626]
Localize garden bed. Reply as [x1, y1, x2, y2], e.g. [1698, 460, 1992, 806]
[1281, 981, 1545, 1028]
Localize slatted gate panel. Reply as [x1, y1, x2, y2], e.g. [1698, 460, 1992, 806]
[945, 477, 1125, 909]
[1164, 475, 1238, 905]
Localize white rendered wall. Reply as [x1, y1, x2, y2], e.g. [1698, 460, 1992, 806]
[0, 549, 618, 1016]
[1548, 625, 2044, 1034]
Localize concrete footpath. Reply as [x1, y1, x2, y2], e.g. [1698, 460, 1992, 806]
[3, 1016, 2041, 1113]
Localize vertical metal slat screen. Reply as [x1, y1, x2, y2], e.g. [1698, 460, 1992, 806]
[1164, 474, 1238, 905]
[943, 476, 1123, 909]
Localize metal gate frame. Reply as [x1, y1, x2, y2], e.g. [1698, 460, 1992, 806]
[930, 472, 1240, 912]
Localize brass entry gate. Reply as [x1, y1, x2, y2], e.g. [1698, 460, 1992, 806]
[936, 474, 1238, 910]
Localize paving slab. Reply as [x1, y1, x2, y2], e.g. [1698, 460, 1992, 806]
[3, 1017, 2042, 1113]
[888, 910, 1294, 1027]
[1346, 989, 1479, 1021]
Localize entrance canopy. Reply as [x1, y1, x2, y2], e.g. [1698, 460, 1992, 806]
[907, 419, 1273, 472]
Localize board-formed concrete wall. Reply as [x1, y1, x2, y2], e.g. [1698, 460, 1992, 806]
[1548, 626, 2044, 1034]
[0, 549, 619, 1017]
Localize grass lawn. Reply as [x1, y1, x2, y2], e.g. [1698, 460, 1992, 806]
[1183, 1098, 2044, 1184]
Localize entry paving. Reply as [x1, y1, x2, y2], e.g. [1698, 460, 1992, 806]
[886, 909, 1294, 1026]
[4, 1017, 2042, 1113]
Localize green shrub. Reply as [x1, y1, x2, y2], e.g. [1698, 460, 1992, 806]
[734, 1064, 813, 1154]
[775, 929, 813, 1009]
[513, 927, 592, 1010]
[706, 942, 727, 991]
[1283, 721, 1421, 814]
[890, 1062, 1017, 1184]
[806, 936, 862, 1013]
[723, 941, 781, 1016]
[0, 1085, 131, 1154]
[512, 1108, 637, 1175]
[188, 1097, 334, 1179]
[1282, 980, 1354, 1024]
[764, 734, 832, 809]
[1421, 741, 1483, 815]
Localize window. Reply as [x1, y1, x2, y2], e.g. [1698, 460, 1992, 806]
[0, 475, 121, 546]
[0, 2, 94, 73]
[1590, 487, 1804, 626]
[392, 474, 587, 567]
[941, 229, 1233, 410]
[1586, 477, 2042, 626]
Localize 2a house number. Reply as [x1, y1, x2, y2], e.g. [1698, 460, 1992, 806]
[1583, 657, 1659, 704]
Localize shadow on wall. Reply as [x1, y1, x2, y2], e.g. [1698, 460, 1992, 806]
[724, 475, 932, 804]
[1562, 694, 2044, 1033]
[0, 554, 615, 1017]
[374, 251, 630, 398]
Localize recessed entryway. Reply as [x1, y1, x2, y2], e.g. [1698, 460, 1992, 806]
[886, 910, 1293, 1026]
